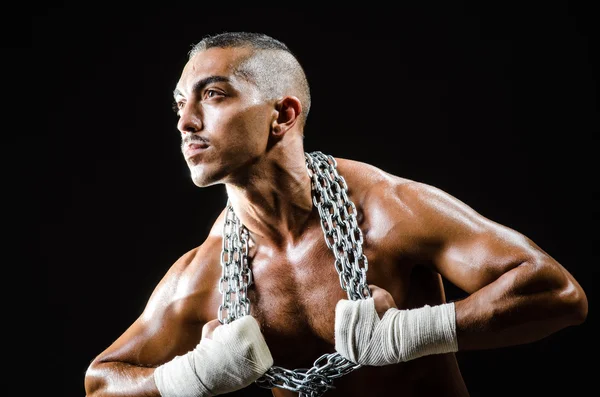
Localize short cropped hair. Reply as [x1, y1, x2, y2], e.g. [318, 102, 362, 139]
[189, 32, 311, 127]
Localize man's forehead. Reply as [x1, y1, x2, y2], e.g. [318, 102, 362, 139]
[178, 47, 251, 85]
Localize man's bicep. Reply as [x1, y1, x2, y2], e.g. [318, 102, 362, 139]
[437, 221, 543, 292]
[405, 183, 539, 293]
[94, 277, 205, 367]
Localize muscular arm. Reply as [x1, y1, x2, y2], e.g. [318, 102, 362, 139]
[395, 181, 588, 350]
[84, 244, 219, 397]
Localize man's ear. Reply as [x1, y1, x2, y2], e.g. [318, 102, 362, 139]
[271, 96, 302, 137]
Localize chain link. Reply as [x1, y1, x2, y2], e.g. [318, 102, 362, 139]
[219, 151, 370, 396]
[219, 206, 252, 324]
[305, 151, 371, 301]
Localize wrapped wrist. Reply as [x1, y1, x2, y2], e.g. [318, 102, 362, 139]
[334, 298, 458, 366]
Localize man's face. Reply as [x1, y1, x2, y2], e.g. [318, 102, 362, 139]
[173, 47, 274, 187]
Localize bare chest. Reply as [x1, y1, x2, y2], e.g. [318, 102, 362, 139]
[217, 229, 420, 364]
[198, 217, 441, 370]
[244, 230, 350, 368]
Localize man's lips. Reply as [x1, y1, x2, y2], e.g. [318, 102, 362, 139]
[184, 142, 209, 159]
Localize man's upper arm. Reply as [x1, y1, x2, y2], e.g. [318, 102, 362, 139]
[92, 249, 206, 368]
[393, 181, 547, 294]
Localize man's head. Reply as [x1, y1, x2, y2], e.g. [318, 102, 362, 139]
[174, 32, 310, 188]
[188, 32, 311, 125]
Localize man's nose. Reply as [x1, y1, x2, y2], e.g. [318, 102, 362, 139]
[177, 102, 203, 134]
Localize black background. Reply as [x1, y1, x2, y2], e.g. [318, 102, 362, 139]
[25, 2, 599, 396]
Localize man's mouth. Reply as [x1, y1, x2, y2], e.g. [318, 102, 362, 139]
[184, 141, 209, 159]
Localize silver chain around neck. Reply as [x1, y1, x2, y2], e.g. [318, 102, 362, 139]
[219, 151, 371, 397]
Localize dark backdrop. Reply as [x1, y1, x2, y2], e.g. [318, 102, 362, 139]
[27, 2, 598, 397]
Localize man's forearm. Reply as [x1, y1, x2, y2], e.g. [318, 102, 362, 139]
[154, 315, 273, 397]
[454, 261, 587, 350]
[85, 361, 160, 397]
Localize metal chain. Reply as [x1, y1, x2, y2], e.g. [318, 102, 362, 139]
[305, 151, 371, 301]
[218, 205, 252, 324]
[218, 151, 370, 396]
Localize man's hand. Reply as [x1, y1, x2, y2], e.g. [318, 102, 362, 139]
[154, 315, 273, 396]
[369, 285, 398, 319]
[335, 285, 457, 366]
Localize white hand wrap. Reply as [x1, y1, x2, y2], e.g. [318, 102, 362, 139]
[154, 315, 273, 397]
[334, 298, 458, 366]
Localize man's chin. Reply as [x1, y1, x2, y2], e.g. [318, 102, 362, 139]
[189, 162, 232, 187]
[190, 171, 221, 188]
[191, 176, 211, 188]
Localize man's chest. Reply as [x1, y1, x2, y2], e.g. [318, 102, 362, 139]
[248, 235, 347, 343]
[196, 216, 425, 368]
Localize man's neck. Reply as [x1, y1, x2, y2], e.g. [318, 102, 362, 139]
[225, 150, 315, 246]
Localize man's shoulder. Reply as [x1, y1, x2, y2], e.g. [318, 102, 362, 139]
[334, 156, 419, 194]
[333, 156, 460, 214]
[170, 220, 225, 273]
[206, 206, 228, 238]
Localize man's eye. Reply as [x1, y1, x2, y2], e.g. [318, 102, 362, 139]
[205, 89, 222, 99]
[172, 101, 184, 114]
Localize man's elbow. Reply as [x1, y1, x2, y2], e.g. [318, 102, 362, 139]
[528, 259, 588, 328]
[84, 361, 104, 397]
[558, 276, 588, 327]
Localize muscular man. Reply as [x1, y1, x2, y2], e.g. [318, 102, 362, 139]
[84, 32, 588, 397]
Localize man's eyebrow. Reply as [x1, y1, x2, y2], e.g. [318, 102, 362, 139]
[173, 76, 230, 99]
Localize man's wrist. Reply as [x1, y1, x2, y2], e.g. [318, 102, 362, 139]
[334, 298, 458, 366]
